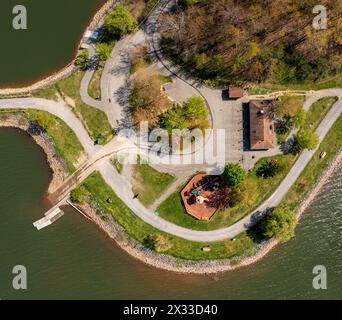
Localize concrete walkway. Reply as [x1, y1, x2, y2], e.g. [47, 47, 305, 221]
[0, 98, 99, 155]
[97, 96, 342, 242]
[1, 0, 342, 242]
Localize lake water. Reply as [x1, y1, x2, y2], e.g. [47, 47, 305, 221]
[0, 127, 341, 299]
[0, 0, 107, 88]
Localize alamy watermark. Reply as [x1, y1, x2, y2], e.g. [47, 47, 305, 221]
[12, 5, 27, 30]
[312, 5, 328, 30]
[12, 265, 27, 290]
[115, 122, 227, 174]
[313, 265, 327, 290]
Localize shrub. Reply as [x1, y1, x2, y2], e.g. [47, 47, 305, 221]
[291, 128, 319, 154]
[105, 5, 138, 38]
[222, 163, 246, 188]
[256, 159, 281, 178]
[261, 205, 297, 242]
[75, 50, 89, 70]
[70, 186, 87, 203]
[143, 234, 172, 252]
[96, 43, 112, 62]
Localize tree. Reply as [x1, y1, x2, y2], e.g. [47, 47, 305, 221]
[261, 205, 297, 242]
[183, 96, 208, 120]
[256, 159, 281, 178]
[70, 186, 87, 203]
[143, 234, 172, 252]
[129, 68, 170, 127]
[160, 108, 189, 132]
[292, 128, 319, 154]
[104, 5, 138, 38]
[292, 108, 307, 129]
[96, 43, 112, 63]
[75, 50, 89, 70]
[222, 163, 246, 188]
[207, 187, 232, 209]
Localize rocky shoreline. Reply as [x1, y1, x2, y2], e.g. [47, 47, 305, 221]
[1, 113, 341, 274]
[0, 0, 120, 96]
[0, 115, 67, 194]
[70, 149, 342, 274]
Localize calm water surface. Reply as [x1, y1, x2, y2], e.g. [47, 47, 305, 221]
[0, 127, 341, 299]
[0, 0, 107, 88]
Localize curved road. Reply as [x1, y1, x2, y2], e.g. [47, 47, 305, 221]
[0, 97, 98, 155]
[1, 94, 341, 242]
[1, 0, 342, 242]
[99, 94, 342, 242]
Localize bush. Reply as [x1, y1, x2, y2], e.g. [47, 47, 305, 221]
[70, 186, 87, 203]
[256, 159, 281, 178]
[75, 50, 89, 70]
[261, 205, 297, 242]
[160, 108, 188, 132]
[291, 128, 319, 154]
[96, 43, 112, 62]
[160, 95, 208, 132]
[143, 234, 172, 252]
[105, 5, 138, 38]
[222, 163, 246, 188]
[183, 96, 208, 120]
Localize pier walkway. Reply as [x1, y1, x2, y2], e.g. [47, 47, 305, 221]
[33, 207, 64, 231]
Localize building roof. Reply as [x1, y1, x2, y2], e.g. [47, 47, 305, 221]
[249, 100, 277, 150]
[228, 87, 244, 98]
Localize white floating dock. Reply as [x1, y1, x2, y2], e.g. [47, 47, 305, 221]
[33, 207, 64, 230]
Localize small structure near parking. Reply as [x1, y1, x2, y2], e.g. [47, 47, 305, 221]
[228, 87, 244, 99]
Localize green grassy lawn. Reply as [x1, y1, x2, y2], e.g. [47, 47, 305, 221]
[73, 172, 258, 260]
[276, 96, 337, 144]
[0, 110, 85, 174]
[305, 97, 338, 130]
[132, 162, 175, 207]
[35, 71, 113, 144]
[88, 67, 103, 100]
[283, 115, 342, 210]
[157, 154, 296, 231]
[156, 98, 339, 230]
[275, 96, 304, 144]
[248, 74, 342, 95]
[70, 115, 342, 261]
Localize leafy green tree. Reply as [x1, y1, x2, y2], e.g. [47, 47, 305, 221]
[183, 96, 208, 120]
[195, 53, 209, 71]
[292, 128, 319, 154]
[75, 50, 89, 70]
[105, 5, 138, 38]
[261, 205, 297, 242]
[160, 108, 188, 132]
[256, 159, 281, 178]
[70, 186, 87, 203]
[96, 43, 112, 62]
[222, 163, 246, 188]
[292, 108, 307, 129]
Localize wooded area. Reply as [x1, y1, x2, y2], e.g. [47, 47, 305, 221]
[160, 0, 342, 87]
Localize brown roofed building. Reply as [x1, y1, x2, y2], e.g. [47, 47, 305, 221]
[249, 100, 277, 150]
[228, 87, 244, 99]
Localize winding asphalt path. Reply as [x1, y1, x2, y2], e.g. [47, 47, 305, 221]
[99, 94, 342, 242]
[0, 98, 98, 155]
